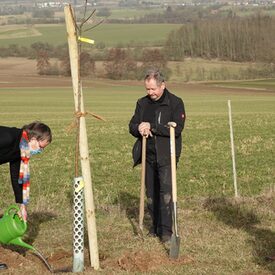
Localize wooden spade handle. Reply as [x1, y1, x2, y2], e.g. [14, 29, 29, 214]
[139, 135, 146, 231]
[168, 122, 177, 203]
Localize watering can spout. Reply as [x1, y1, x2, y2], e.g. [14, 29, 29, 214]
[9, 237, 34, 251]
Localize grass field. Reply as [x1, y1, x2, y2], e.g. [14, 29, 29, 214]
[168, 59, 259, 82]
[106, 8, 164, 19]
[208, 79, 275, 91]
[0, 23, 182, 47]
[0, 80, 274, 273]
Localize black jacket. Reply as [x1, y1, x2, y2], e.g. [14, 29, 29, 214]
[0, 126, 23, 203]
[129, 88, 186, 166]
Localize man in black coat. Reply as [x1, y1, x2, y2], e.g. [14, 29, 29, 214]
[0, 122, 52, 269]
[129, 69, 186, 243]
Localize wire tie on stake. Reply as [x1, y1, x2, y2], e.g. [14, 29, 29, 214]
[78, 36, 95, 44]
[66, 111, 106, 133]
[75, 111, 106, 121]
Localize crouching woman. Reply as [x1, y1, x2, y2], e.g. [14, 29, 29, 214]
[0, 121, 52, 269]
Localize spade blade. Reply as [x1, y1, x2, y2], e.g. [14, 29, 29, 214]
[169, 234, 180, 259]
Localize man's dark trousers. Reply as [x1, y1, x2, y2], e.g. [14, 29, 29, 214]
[145, 160, 173, 238]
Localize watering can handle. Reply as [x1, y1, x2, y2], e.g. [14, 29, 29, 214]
[5, 204, 20, 216]
[4, 204, 27, 230]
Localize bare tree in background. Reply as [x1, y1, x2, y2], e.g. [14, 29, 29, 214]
[36, 50, 50, 75]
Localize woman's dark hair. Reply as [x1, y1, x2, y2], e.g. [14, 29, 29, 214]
[23, 121, 52, 143]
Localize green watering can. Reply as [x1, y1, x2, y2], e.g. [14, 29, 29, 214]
[0, 204, 34, 250]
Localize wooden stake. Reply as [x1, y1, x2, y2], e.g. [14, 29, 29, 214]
[228, 100, 239, 198]
[64, 5, 99, 270]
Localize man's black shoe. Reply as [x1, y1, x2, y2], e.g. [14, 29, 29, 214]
[147, 226, 158, 238]
[147, 231, 157, 238]
[160, 235, 171, 244]
[0, 263, 7, 270]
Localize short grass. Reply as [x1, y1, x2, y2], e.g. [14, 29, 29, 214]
[0, 23, 182, 47]
[0, 26, 35, 38]
[208, 79, 275, 91]
[168, 59, 275, 83]
[106, 7, 164, 20]
[0, 80, 274, 273]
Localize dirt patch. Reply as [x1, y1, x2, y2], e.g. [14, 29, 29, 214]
[0, 246, 48, 274]
[0, 57, 71, 88]
[0, 57, 37, 75]
[46, 249, 73, 273]
[0, 246, 74, 274]
[0, 246, 194, 274]
[101, 250, 194, 273]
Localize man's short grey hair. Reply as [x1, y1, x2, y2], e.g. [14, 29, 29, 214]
[144, 69, 165, 85]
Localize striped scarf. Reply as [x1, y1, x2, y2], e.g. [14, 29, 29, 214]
[18, 130, 31, 205]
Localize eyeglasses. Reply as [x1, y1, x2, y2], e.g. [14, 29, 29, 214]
[38, 139, 49, 149]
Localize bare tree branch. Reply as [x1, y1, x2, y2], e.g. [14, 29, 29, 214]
[83, 19, 104, 33]
[80, 9, 97, 29]
[80, 0, 89, 29]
